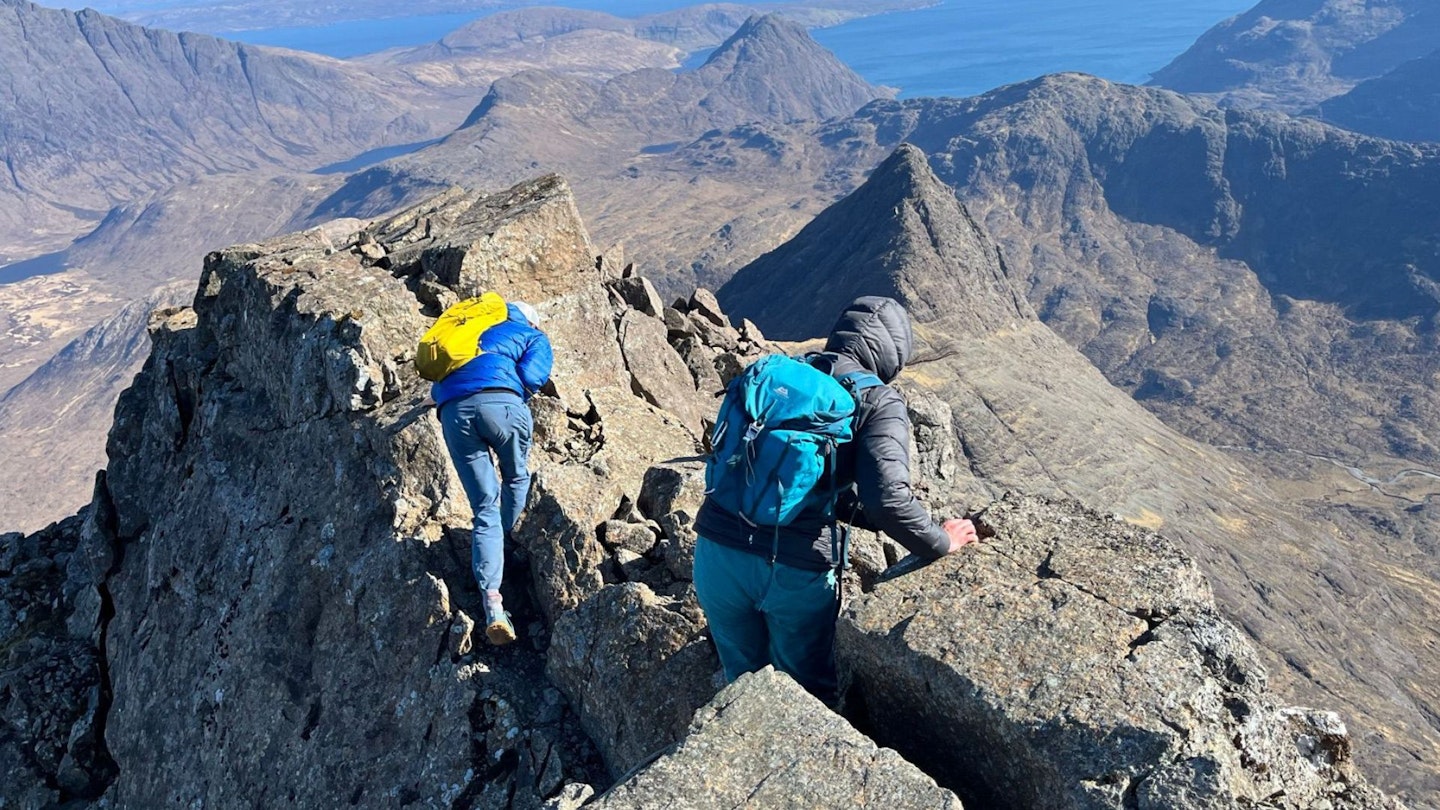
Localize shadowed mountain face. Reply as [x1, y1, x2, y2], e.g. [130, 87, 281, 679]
[722, 142, 1440, 803]
[1316, 48, 1440, 142]
[824, 75, 1440, 472]
[720, 144, 1034, 336]
[1149, 0, 1440, 114]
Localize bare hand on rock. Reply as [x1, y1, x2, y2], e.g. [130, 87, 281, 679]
[942, 518, 978, 554]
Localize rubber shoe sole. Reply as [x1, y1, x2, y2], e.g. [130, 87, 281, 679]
[486, 613, 517, 646]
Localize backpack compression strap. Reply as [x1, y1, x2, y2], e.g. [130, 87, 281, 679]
[827, 367, 882, 570]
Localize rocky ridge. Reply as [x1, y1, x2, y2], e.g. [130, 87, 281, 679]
[1, 174, 1402, 808]
[720, 142, 1440, 804]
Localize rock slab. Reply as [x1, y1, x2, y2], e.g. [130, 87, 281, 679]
[838, 493, 1400, 810]
[590, 666, 963, 809]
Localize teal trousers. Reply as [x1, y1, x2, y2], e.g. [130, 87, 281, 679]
[693, 536, 840, 702]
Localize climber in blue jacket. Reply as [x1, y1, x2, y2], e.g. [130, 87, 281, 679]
[433, 301, 553, 646]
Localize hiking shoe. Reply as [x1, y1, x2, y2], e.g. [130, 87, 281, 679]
[485, 603, 517, 646]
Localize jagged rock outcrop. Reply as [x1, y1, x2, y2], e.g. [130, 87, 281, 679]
[546, 583, 715, 776]
[590, 666, 963, 808]
[19, 177, 638, 806]
[97, 226, 493, 807]
[0, 174, 786, 806]
[720, 143, 1033, 339]
[0, 171, 1407, 808]
[840, 494, 1397, 809]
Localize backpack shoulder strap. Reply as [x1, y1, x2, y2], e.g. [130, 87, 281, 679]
[803, 352, 883, 394]
[836, 370, 884, 394]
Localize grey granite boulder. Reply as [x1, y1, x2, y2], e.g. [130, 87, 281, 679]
[546, 583, 718, 775]
[638, 461, 706, 521]
[516, 385, 700, 623]
[607, 276, 665, 318]
[590, 666, 963, 809]
[687, 287, 730, 328]
[616, 310, 707, 437]
[838, 493, 1400, 810]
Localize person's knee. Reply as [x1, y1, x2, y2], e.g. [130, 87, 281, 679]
[472, 504, 502, 528]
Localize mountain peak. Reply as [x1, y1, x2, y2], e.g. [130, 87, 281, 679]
[718, 143, 1034, 339]
[692, 13, 886, 123]
[734, 13, 800, 38]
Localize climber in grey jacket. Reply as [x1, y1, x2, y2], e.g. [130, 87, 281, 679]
[693, 296, 977, 702]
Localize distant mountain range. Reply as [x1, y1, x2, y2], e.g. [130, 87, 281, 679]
[382, 2, 928, 59]
[88, 0, 929, 38]
[1151, 0, 1440, 141]
[827, 74, 1440, 468]
[308, 11, 890, 288]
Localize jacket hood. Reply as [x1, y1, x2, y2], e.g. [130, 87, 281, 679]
[507, 302, 538, 327]
[822, 296, 913, 383]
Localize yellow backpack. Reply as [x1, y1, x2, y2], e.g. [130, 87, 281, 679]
[415, 292, 508, 382]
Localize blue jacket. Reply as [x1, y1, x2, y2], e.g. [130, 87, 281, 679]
[431, 304, 553, 407]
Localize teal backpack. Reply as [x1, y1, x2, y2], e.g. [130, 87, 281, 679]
[704, 354, 882, 565]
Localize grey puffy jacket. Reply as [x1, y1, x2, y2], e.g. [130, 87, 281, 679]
[695, 296, 951, 570]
